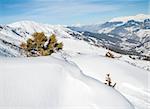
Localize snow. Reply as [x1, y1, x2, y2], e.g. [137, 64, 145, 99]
[69, 16, 150, 56]
[68, 54, 149, 109]
[58, 37, 107, 56]
[0, 20, 149, 109]
[120, 55, 150, 71]
[98, 27, 115, 33]
[1, 20, 150, 56]
[136, 29, 150, 38]
[8, 21, 72, 39]
[0, 21, 77, 57]
[110, 14, 150, 23]
[0, 56, 134, 109]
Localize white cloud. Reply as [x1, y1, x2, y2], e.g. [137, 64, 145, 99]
[25, 1, 120, 17]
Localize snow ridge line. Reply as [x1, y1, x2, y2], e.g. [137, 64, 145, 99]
[60, 52, 135, 109]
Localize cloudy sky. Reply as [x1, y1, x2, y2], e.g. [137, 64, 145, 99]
[0, 0, 149, 25]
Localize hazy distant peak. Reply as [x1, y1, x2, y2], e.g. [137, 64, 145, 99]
[110, 14, 150, 23]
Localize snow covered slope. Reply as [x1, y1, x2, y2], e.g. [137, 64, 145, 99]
[8, 21, 73, 38]
[0, 56, 134, 109]
[0, 21, 84, 57]
[68, 54, 149, 109]
[0, 25, 26, 57]
[69, 14, 150, 56]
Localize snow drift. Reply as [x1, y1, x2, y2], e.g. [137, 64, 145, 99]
[0, 56, 134, 109]
[70, 55, 149, 109]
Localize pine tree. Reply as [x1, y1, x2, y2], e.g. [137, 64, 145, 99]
[56, 42, 63, 50]
[20, 32, 63, 57]
[50, 34, 57, 44]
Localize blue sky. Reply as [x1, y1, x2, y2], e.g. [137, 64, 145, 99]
[0, 0, 149, 25]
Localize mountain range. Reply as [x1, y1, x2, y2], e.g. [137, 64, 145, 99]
[68, 14, 150, 57]
[0, 14, 149, 58]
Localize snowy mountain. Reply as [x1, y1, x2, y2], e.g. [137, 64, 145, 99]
[0, 19, 149, 109]
[110, 14, 150, 23]
[68, 14, 150, 56]
[1, 14, 150, 57]
[0, 21, 85, 57]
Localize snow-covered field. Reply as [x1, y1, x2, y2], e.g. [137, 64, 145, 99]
[0, 56, 134, 109]
[69, 55, 149, 109]
[0, 37, 149, 109]
[57, 37, 149, 109]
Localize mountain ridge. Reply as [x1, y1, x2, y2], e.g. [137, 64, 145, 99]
[68, 14, 150, 57]
[110, 14, 150, 23]
[0, 14, 150, 57]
